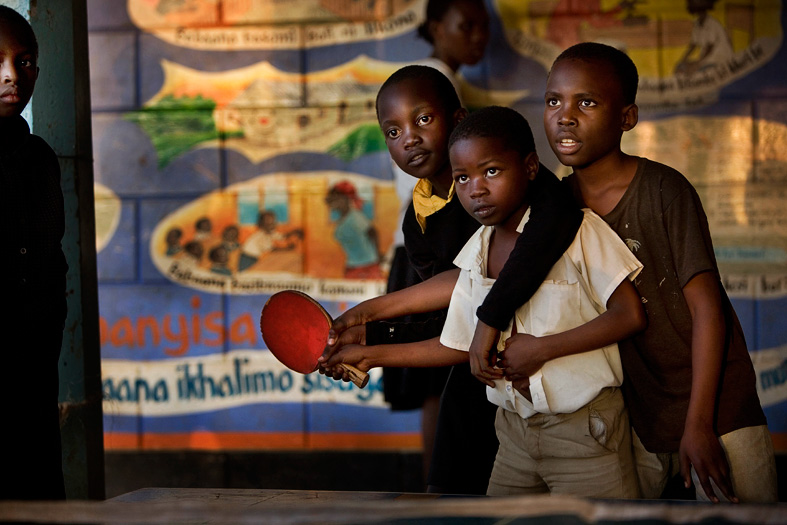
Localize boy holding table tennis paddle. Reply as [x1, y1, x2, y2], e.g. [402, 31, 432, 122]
[321, 65, 581, 495]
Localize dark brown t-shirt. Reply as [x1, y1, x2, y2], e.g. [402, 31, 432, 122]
[567, 157, 765, 453]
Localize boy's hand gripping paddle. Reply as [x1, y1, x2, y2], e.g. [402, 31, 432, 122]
[260, 290, 369, 388]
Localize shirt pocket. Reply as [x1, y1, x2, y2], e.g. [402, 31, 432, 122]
[526, 280, 582, 336]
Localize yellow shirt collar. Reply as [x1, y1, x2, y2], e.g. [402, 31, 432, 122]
[412, 178, 455, 233]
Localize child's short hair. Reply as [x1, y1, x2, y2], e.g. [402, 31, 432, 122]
[0, 6, 38, 58]
[552, 42, 639, 105]
[376, 65, 461, 120]
[448, 106, 535, 158]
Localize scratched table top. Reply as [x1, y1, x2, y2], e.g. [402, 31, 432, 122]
[0, 487, 785, 524]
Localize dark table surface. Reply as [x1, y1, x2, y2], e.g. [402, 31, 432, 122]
[0, 487, 785, 524]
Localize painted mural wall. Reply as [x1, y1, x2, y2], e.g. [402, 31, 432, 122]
[88, 0, 787, 452]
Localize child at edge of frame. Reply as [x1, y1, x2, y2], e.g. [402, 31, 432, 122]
[0, 6, 68, 501]
[322, 105, 647, 498]
[472, 41, 778, 503]
[325, 65, 583, 495]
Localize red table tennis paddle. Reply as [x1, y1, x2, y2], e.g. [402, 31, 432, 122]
[260, 290, 369, 388]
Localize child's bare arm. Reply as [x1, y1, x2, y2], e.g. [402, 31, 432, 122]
[679, 270, 736, 503]
[321, 337, 468, 380]
[321, 269, 459, 363]
[500, 278, 645, 384]
[327, 268, 457, 340]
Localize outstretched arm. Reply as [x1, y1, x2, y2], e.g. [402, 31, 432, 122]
[320, 269, 459, 363]
[321, 336, 468, 381]
[679, 271, 736, 503]
[471, 170, 582, 385]
[327, 268, 458, 342]
[500, 279, 645, 393]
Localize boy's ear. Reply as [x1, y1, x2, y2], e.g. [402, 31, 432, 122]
[621, 103, 638, 131]
[453, 107, 468, 126]
[524, 151, 539, 180]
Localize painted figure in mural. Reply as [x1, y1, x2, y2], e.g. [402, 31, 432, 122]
[181, 240, 204, 269]
[220, 224, 240, 253]
[322, 106, 646, 498]
[323, 65, 581, 495]
[382, 0, 491, 488]
[165, 226, 183, 256]
[538, 42, 776, 503]
[193, 215, 212, 241]
[0, 6, 68, 500]
[238, 210, 301, 272]
[209, 245, 232, 276]
[674, 0, 734, 77]
[325, 180, 382, 279]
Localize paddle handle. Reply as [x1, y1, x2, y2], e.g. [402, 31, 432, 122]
[339, 364, 369, 388]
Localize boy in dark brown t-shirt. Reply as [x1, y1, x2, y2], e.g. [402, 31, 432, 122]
[548, 42, 775, 503]
[469, 42, 776, 503]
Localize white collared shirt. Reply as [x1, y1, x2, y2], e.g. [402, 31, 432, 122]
[440, 209, 643, 418]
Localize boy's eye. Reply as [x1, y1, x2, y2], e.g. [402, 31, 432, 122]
[454, 173, 469, 184]
[545, 98, 559, 107]
[485, 168, 500, 177]
[579, 99, 597, 108]
[385, 128, 401, 139]
[417, 115, 433, 125]
[18, 56, 35, 68]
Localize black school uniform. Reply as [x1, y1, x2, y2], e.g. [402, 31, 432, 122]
[0, 115, 67, 500]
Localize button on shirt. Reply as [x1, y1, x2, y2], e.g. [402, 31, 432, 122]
[440, 209, 643, 419]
